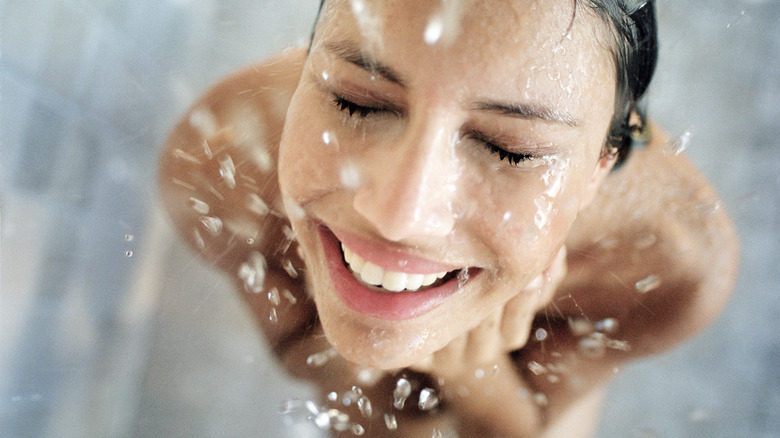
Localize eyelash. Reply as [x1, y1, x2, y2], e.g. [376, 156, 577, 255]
[332, 94, 390, 118]
[331, 93, 536, 166]
[467, 131, 536, 166]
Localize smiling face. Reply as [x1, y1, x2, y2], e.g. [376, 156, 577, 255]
[278, 0, 617, 369]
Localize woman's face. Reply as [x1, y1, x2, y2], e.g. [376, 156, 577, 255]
[279, 0, 616, 369]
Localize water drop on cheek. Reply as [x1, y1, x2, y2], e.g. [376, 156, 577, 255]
[424, 16, 443, 44]
[339, 161, 363, 190]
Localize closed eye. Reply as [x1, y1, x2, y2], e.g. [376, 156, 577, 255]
[332, 94, 392, 118]
[467, 131, 536, 166]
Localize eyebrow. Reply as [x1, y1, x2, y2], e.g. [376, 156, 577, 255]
[324, 41, 408, 88]
[471, 101, 580, 127]
[323, 41, 579, 127]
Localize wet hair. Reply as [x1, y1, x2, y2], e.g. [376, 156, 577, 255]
[580, 0, 658, 167]
[310, 0, 658, 167]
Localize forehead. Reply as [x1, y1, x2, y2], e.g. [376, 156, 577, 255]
[316, 0, 615, 116]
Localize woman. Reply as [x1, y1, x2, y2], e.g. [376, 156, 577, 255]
[159, 0, 739, 436]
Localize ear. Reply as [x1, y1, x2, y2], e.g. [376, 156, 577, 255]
[579, 151, 616, 210]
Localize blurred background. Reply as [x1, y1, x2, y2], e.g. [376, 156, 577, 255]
[1, 0, 778, 437]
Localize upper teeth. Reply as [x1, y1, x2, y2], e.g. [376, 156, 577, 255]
[341, 243, 449, 292]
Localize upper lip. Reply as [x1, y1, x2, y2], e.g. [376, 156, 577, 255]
[325, 225, 469, 275]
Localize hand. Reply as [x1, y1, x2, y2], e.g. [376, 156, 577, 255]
[411, 246, 567, 380]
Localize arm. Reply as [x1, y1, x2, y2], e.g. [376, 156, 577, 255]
[158, 48, 314, 350]
[517, 123, 740, 433]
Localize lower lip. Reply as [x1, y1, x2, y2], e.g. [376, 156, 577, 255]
[318, 226, 475, 321]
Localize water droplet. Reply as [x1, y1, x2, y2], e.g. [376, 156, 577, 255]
[305, 400, 320, 416]
[306, 348, 337, 367]
[342, 388, 361, 407]
[424, 16, 443, 44]
[357, 396, 373, 418]
[635, 275, 661, 293]
[568, 318, 594, 336]
[431, 428, 443, 438]
[322, 130, 335, 145]
[280, 398, 303, 414]
[666, 131, 692, 156]
[125, 250, 134, 257]
[321, 70, 330, 81]
[456, 269, 470, 289]
[282, 259, 299, 279]
[238, 252, 267, 293]
[474, 368, 485, 379]
[527, 361, 548, 376]
[314, 411, 331, 429]
[218, 154, 237, 189]
[546, 374, 560, 383]
[192, 228, 205, 249]
[188, 197, 210, 215]
[535, 328, 548, 341]
[351, 424, 365, 435]
[339, 162, 362, 189]
[124, 234, 134, 242]
[534, 196, 553, 231]
[594, 318, 619, 333]
[327, 392, 338, 402]
[605, 338, 631, 352]
[418, 388, 439, 411]
[268, 288, 280, 306]
[246, 193, 270, 216]
[502, 211, 512, 221]
[282, 289, 298, 305]
[533, 392, 549, 407]
[377, 412, 395, 430]
[189, 106, 218, 138]
[578, 333, 606, 359]
[393, 378, 412, 409]
[268, 308, 278, 324]
[202, 138, 214, 160]
[173, 148, 201, 164]
[199, 215, 223, 236]
[278, 225, 296, 255]
[634, 233, 657, 249]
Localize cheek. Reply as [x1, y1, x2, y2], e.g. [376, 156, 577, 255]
[464, 160, 586, 274]
[278, 89, 343, 203]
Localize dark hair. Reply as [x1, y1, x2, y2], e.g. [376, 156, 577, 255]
[581, 0, 658, 166]
[311, 0, 658, 167]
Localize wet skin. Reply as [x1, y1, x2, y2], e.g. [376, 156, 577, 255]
[159, 1, 739, 436]
[279, 0, 616, 371]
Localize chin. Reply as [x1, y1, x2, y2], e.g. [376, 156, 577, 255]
[317, 306, 445, 370]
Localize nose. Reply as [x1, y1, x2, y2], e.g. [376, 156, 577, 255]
[352, 123, 457, 242]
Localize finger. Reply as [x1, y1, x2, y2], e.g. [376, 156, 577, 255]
[466, 309, 503, 366]
[500, 291, 535, 351]
[532, 245, 568, 313]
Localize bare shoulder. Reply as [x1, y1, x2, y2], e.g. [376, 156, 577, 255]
[558, 123, 740, 356]
[158, 47, 306, 272]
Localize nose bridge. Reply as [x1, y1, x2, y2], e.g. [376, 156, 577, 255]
[353, 115, 456, 241]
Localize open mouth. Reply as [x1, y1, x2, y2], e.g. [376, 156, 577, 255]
[318, 225, 479, 320]
[341, 242, 460, 292]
